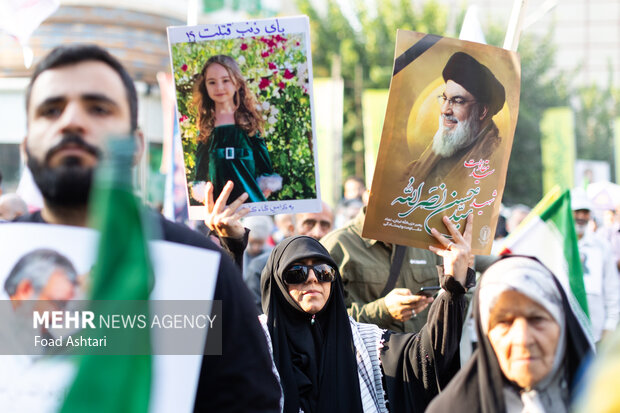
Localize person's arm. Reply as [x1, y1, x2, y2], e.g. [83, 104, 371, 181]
[217, 229, 249, 269]
[380, 277, 468, 412]
[203, 181, 250, 269]
[380, 215, 473, 413]
[347, 289, 434, 329]
[347, 295, 394, 328]
[322, 232, 433, 328]
[195, 255, 281, 412]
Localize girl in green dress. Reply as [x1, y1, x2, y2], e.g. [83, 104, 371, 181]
[191, 55, 280, 203]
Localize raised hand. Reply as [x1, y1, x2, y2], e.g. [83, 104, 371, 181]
[204, 181, 250, 239]
[428, 214, 473, 287]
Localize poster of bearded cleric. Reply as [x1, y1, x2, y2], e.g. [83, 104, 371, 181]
[363, 31, 520, 254]
[167, 16, 321, 220]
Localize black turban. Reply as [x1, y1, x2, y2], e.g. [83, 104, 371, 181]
[442, 52, 506, 116]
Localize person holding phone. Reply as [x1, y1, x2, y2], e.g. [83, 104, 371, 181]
[415, 285, 442, 297]
[323, 211, 476, 333]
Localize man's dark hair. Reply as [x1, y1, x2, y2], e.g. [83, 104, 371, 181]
[26, 44, 138, 131]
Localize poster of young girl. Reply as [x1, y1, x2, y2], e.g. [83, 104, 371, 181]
[168, 16, 321, 219]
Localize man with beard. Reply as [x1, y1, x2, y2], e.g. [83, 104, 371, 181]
[14, 44, 280, 411]
[571, 188, 619, 344]
[404, 52, 505, 186]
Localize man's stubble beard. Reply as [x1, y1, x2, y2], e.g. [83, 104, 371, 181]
[26, 134, 102, 208]
[431, 106, 482, 158]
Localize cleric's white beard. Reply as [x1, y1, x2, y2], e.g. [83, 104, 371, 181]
[432, 111, 481, 158]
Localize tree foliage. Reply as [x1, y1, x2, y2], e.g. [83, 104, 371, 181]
[297, 0, 448, 179]
[572, 70, 618, 179]
[485, 27, 568, 207]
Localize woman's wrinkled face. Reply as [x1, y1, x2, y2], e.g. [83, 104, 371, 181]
[487, 290, 561, 389]
[286, 258, 332, 314]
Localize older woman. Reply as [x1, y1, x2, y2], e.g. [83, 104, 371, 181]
[260, 216, 474, 413]
[427, 255, 594, 413]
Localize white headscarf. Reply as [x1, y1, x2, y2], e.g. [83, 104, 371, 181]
[479, 256, 568, 413]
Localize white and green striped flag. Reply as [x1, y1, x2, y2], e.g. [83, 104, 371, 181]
[497, 186, 589, 318]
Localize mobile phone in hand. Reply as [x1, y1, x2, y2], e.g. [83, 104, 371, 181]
[414, 286, 441, 297]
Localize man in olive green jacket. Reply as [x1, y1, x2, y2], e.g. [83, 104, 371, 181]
[322, 208, 444, 333]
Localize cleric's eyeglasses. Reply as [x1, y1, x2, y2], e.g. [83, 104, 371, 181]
[437, 95, 476, 108]
[283, 263, 337, 285]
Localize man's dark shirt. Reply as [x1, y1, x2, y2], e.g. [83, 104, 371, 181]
[14, 211, 281, 412]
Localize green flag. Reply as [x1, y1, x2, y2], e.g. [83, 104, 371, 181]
[61, 138, 152, 413]
[497, 186, 589, 318]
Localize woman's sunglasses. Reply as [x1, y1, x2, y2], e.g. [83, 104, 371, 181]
[283, 263, 337, 285]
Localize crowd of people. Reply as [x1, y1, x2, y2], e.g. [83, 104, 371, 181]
[2, 43, 620, 412]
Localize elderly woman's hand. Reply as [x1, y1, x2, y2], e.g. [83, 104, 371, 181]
[204, 181, 250, 239]
[428, 214, 473, 288]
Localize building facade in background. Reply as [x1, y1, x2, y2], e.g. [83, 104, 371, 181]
[0, 0, 294, 200]
[442, 0, 620, 87]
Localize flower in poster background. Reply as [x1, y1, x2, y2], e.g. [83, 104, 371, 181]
[171, 33, 315, 201]
[258, 77, 271, 90]
[296, 62, 308, 89]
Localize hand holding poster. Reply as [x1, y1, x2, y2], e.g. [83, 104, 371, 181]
[167, 16, 321, 219]
[363, 31, 521, 254]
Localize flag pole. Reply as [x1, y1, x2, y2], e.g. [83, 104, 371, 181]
[187, 0, 198, 26]
[503, 0, 529, 51]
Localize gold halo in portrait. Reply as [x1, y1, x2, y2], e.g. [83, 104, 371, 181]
[406, 76, 511, 157]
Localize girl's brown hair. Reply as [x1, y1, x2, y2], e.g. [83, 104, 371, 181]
[191, 55, 264, 143]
